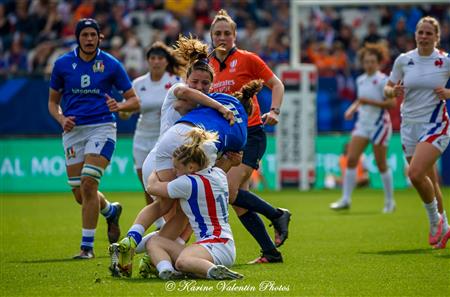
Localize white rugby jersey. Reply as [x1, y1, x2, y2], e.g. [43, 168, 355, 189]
[133, 72, 180, 138]
[356, 71, 390, 125]
[167, 167, 233, 242]
[159, 82, 188, 134]
[389, 48, 450, 123]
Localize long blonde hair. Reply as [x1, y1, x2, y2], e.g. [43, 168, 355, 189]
[173, 127, 219, 169]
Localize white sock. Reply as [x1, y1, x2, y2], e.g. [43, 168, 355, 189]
[154, 217, 166, 230]
[81, 228, 96, 249]
[206, 265, 217, 279]
[441, 211, 449, 231]
[381, 169, 394, 204]
[342, 168, 357, 203]
[424, 199, 440, 226]
[156, 260, 174, 274]
[135, 231, 158, 254]
[175, 237, 185, 245]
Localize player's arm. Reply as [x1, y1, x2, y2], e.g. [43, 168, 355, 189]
[173, 85, 235, 125]
[146, 171, 170, 198]
[344, 100, 361, 120]
[106, 88, 140, 113]
[434, 87, 450, 100]
[215, 151, 243, 173]
[358, 96, 396, 109]
[262, 75, 284, 126]
[48, 88, 75, 132]
[384, 80, 404, 101]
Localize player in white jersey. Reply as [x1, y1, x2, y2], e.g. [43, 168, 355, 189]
[145, 128, 243, 280]
[331, 43, 396, 213]
[385, 16, 450, 248]
[122, 42, 183, 205]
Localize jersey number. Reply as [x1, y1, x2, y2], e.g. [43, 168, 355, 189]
[81, 75, 91, 88]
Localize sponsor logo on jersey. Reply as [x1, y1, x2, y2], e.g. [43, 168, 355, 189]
[72, 63, 77, 70]
[140, 86, 146, 91]
[407, 59, 414, 66]
[372, 79, 378, 85]
[93, 60, 104, 72]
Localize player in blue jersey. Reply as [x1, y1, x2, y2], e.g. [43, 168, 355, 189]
[48, 18, 140, 259]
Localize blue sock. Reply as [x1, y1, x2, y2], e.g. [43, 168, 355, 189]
[81, 228, 95, 250]
[101, 201, 116, 219]
[127, 224, 145, 245]
[238, 211, 276, 253]
[233, 190, 282, 221]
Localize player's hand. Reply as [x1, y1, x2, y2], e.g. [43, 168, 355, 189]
[62, 116, 76, 132]
[225, 151, 243, 167]
[344, 101, 360, 120]
[393, 80, 404, 98]
[262, 110, 279, 126]
[219, 106, 235, 125]
[146, 171, 159, 193]
[434, 87, 450, 101]
[106, 94, 119, 112]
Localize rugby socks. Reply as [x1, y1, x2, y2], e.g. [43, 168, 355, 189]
[156, 260, 174, 275]
[127, 224, 145, 246]
[342, 168, 356, 203]
[233, 190, 282, 221]
[154, 217, 166, 230]
[81, 228, 96, 250]
[238, 211, 276, 253]
[381, 169, 394, 204]
[100, 201, 117, 219]
[206, 265, 217, 279]
[424, 199, 440, 226]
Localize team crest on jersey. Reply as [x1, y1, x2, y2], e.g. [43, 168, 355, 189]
[93, 60, 104, 72]
[434, 58, 443, 68]
[66, 146, 76, 159]
[407, 59, 414, 66]
[165, 82, 172, 89]
[372, 79, 378, 85]
[229, 59, 237, 73]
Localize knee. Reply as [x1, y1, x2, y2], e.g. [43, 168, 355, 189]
[80, 177, 98, 197]
[407, 167, 423, 184]
[71, 188, 82, 204]
[376, 161, 387, 173]
[174, 256, 188, 272]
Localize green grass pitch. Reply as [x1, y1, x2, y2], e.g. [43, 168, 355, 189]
[1, 188, 449, 296]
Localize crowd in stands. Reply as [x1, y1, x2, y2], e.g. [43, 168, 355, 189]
[1, 1, 449, 131]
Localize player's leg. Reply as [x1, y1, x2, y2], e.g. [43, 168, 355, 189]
[427, 164, 450, 248]
[407, 142, 443, 245]
[331, 136, 369, 210]
[147, 235, 185, 280]
[373, 144, 395, 213]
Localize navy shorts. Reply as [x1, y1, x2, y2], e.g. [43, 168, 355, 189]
[242, 125, 267, 169]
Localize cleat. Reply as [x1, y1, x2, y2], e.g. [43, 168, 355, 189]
[73, 248, 94, 260]
[139, 254, 157, 278]
[247, 251, 283, 264]
[107, 202, 122, 244]
[111, 237, 136, 277]
[382, 201, 396, 214]
[158, 269, 185, 280]
[209, 265, 243, 280]
[109, 243, 121, 277]
[434, 227, 450, 249]
[330, 199, 350, 210]
[270, 208, 291, 247]
[429, 215, 444, 245]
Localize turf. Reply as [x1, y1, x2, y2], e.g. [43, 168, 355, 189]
[1, 188, 449, 297]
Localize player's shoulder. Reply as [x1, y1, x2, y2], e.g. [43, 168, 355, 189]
[98, 50, 122, 66]
[436, 49, 450, 59]
[133, 73, 150, 85]
[54, 49, 76, 66]
[356, 73, 367, 82]
[236, 48, 261, 61]
[376, 71, 388, 79]
[166, 72, 182, 83]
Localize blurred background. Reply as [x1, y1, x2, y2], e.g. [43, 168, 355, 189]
[0, 0, 449, 192]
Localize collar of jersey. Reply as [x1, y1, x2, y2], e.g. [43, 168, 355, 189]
[74, 47, 101, 62]
[212, 47, 237, 71]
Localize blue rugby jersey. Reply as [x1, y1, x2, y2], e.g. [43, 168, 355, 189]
[177, 92, 248, 153]
[50, 48, 132, 126]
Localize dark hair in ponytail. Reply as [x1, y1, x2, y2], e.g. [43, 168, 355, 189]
[231, 79, 264, 114]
